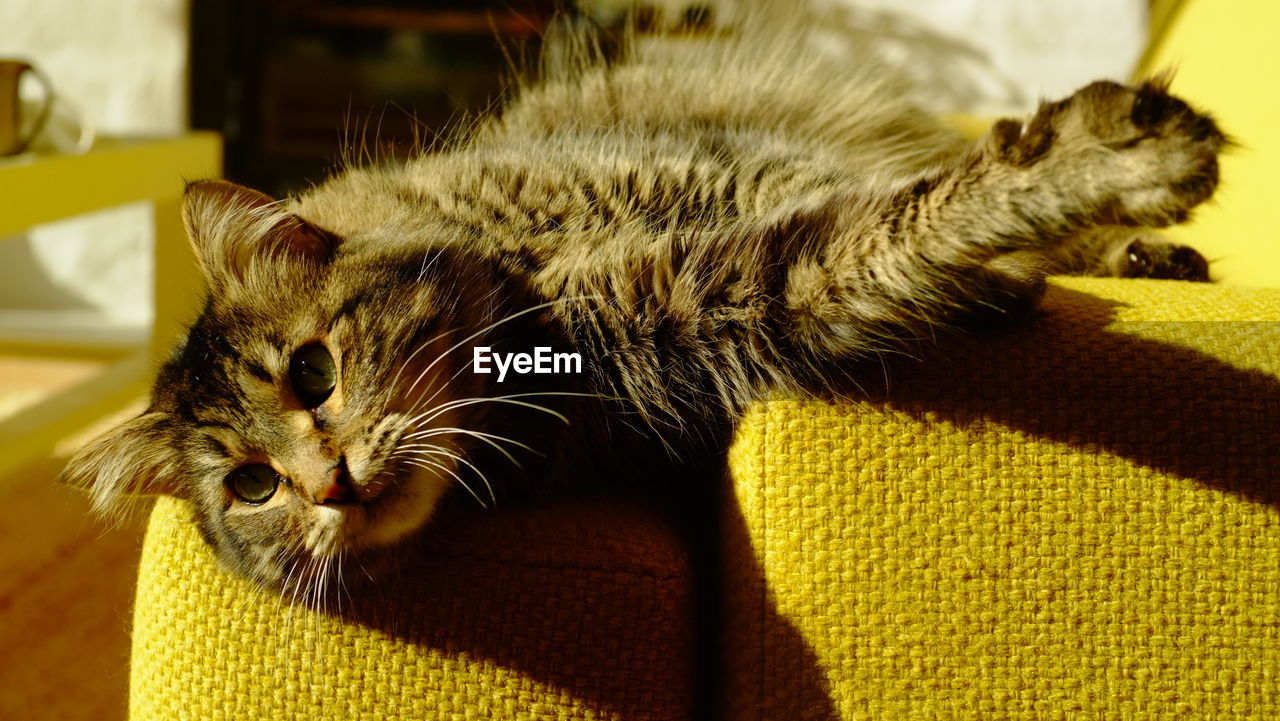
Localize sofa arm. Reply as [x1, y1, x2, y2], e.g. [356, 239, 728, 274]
[130, 494, 693, 720]
[724, 278, 1280, 720]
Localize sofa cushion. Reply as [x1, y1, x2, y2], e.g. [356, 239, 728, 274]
[724, 278, 1280, 719]
[130, 495, 693, 721]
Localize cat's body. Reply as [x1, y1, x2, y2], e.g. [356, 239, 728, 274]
[63, 8, 1223, 591]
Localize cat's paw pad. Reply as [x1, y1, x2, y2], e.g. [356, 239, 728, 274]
[1120, 239, 1211, 281]
[995, 78, 1226, 227]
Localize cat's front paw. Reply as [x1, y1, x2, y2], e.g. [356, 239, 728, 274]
[993, 78, 1227, 228]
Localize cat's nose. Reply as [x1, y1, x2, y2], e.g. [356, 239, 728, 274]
[316, 459, 356, 505]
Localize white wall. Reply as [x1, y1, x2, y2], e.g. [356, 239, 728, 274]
[833, 0, 1148, 114]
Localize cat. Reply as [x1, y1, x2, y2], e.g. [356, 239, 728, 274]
[61, 5, 1223, 594]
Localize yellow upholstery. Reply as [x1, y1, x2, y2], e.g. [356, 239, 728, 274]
[724, 277, 1280, 719]
[1139, 0, 1280, 287]
[130, 496, 692, 720]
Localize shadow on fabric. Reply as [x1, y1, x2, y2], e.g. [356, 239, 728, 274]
[327, 284, 1278, 721]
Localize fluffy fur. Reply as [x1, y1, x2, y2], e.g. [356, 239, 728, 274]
[61, 6, 1223, 594]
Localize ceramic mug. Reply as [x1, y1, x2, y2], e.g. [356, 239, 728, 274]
[0, 60, 53, 156]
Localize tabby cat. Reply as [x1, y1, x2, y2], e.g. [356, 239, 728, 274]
[61, 6, 1223, 591]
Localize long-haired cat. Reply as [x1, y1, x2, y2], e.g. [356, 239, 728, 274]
[62, 5, 1223, 592]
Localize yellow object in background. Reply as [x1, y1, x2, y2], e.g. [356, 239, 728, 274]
[1139, 0, 1280, 287]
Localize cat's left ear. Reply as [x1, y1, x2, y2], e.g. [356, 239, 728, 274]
[59, 412, 186, 518]
[181, 179, 339, 287]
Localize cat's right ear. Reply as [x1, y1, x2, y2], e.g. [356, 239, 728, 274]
[182, 180, 339, 288]
[59, 412, 185, 519]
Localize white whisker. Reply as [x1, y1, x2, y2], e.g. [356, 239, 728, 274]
[399, 296, 598, 408]
[397, 428, 536, 465]
[400, 390, 606, 434]
[399, 456, 489, 509]
[401, 446, 497, 506]
[383, 326, 461, 401]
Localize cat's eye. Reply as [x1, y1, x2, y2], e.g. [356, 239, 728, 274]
[289, 342, 337, 408]
[226, 464, 281, 505]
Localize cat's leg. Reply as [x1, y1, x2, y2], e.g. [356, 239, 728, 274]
[790, 79, 1225, 353]
[1045, 226, 1211, 281]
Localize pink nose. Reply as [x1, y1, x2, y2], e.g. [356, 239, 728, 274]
[317, 464, 356, 505]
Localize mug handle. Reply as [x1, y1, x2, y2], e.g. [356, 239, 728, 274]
[13, 62, 55, 154]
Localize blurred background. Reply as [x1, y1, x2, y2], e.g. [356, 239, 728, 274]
[2, 0, 1273, 719]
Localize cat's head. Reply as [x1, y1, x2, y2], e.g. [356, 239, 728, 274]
[61, 180, 504, 588]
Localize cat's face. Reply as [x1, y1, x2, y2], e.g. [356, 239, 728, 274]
[62, 181, 500, 588]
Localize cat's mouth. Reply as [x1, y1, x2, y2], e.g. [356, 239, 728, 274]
[324, 461, 451, 551]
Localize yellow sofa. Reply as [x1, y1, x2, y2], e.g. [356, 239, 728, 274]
[724, 277, 1280, 719]
[131, 278, 1280, 720]
[132, 496, 695, 720]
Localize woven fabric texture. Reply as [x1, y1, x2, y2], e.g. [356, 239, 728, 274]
[130, 495, 692, 721]
[725, 277, 1280, 719]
